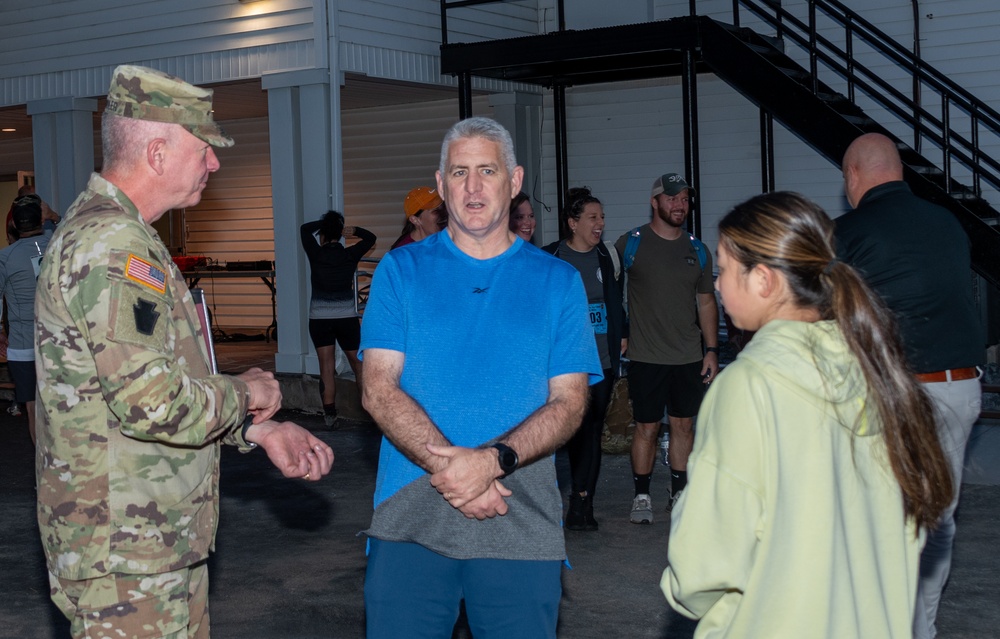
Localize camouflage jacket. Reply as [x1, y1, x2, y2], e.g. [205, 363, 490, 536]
[36, 173, 254, 580]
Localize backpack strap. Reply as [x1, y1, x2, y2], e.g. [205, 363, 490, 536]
[603, 240, 621, 280]
[687, 233, 707, 271]
[626, 226, 706, 271]
[623, 226, 642, 271]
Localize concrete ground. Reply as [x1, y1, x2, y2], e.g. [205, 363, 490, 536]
[2, 340, 997, 637]
[2, 409, 999, 638]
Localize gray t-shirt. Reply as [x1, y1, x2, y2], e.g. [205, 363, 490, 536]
[615, 225, 713, 365]
[0, 231, 51, 359]
[557, 242, 611, 370]
[367, 457, 563, 560]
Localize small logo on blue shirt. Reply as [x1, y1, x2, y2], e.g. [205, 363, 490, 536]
[472, 287, 489, 294]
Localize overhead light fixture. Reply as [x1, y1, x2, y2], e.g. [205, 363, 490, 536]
[1, 128, 15, 132]
[239, 0, 265, 3]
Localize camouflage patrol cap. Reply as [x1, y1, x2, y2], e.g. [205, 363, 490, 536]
[105, 64, 234, 148]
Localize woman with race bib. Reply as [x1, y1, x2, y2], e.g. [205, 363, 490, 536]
[543, 187, 627, 531]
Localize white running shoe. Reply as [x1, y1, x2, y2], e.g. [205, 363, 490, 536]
[630, 493, 653, 524]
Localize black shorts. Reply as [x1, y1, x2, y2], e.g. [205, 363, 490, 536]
[308, 317, 361, 351]
[7, 360, 37, 404]
[627, 360, 705, 422]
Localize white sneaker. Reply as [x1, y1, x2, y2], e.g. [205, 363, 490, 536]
[630, 493, 653, 524]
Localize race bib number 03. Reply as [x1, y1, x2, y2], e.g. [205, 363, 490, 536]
[589, 302, 608, 335]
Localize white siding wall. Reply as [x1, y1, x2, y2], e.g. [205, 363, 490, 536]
[561, 1, 654, 28]
[540, 79, 683, 248]
[771, 125, 848, 217]
[537, 76, 838, 255]
[0, 0, 317, 106]
[551, 0, 765, 29]
[179, 117, 276, 333]
[338, 0, 536, 51]
[336, 0, 539, 96]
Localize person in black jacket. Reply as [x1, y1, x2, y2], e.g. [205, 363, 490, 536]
[301, 210, 376, 426]
[543, 187, 627, 530]
[836, 133, 983, 639]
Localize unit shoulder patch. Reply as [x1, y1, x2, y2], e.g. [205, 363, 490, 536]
[110, 283, 169, 350]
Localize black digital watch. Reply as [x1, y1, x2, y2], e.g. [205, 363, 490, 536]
[491, 442, 519, 479]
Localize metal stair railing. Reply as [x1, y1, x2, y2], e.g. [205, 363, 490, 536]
[701, 9, 1000, 286]
[731, 0, 1000, 214]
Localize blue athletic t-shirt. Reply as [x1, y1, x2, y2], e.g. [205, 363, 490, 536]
[360, 231, 601, 560]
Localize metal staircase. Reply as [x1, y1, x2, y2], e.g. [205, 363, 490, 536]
[709, 0, 1000, 288]
[439, 0, 1000, 288]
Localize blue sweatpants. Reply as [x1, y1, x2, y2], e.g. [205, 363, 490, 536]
[365, 539, 562, 639]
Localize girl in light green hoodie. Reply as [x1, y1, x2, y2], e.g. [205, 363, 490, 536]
[663, 191, 952, 639]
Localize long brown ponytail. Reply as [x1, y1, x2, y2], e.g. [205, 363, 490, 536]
[719, 191, 952, 529]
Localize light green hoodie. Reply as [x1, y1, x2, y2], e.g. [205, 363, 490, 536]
[662, 320, 921, 639]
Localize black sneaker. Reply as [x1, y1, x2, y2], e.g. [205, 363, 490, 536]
[565, 494, 587, 531]
[582, 497, 598, 532]
[323, 409, 339, 429]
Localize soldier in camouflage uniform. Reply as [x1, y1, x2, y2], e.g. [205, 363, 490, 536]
[35, 65, 335, 639]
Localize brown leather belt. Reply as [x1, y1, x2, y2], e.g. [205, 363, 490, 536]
[915, 367, 978, 383]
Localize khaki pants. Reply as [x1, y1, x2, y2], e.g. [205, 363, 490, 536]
[49, 562, 209, 639]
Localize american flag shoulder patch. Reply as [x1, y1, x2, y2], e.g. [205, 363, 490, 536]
[125, 254, 167, 294]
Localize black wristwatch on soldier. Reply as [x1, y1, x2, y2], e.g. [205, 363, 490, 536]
[491, 442, 519, 479]
[241, 414, 257, 449]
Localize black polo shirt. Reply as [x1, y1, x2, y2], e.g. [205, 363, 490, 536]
[835, 181, 983, 373]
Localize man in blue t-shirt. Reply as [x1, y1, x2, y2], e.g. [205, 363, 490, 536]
[360, 117, 601, 638]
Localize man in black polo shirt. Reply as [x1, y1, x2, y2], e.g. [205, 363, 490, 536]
[835, 132, 984, 639]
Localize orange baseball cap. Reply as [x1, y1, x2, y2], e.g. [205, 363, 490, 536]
[404, 186, 443, 218]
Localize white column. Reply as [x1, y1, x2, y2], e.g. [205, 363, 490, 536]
[26, 97, 98, 214]
[262, 68, 337, 375]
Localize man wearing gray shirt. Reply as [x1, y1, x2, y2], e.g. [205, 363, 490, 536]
[615, 173, 719, 523]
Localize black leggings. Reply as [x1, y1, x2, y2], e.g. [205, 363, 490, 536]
[567, 369, 614, 497]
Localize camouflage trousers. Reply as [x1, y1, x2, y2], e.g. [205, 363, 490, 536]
[49, 562, 209, 639]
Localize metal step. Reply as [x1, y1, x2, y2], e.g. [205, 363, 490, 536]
[841, 114, 877, 126]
